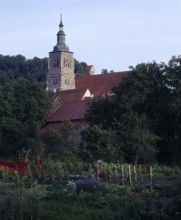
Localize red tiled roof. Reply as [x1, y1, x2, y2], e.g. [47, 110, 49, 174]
[47, 100, 89, 122]
[75, 71, 129, 97]
[42, 71, 129, 133]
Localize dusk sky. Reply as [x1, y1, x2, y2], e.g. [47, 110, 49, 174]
[0, 0, 181, 73]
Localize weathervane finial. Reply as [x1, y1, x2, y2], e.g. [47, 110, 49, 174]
[59, 13, 63, 26]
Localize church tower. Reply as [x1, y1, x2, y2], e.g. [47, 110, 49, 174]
[46, 15, 75, 92]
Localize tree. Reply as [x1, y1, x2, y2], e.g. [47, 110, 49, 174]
[74, 59, 88, 76]
[80, 62, 88, 71]
[101, 69, 108, 74]
[159, 56, 181, 163]
[115, 112, 158, 165]
[83, 97, 121, 162]
[0, 77, 51, 156]
[85, 97, 115, 128]
[84, 61, 170, 164]
[0, 54, 48, 82]
[165, 56, 181, 140]
[84, 57, 181, 164]
[82, 125, 121, 163]
[41, 120, 80, 160]
[84, 98, 158, 163]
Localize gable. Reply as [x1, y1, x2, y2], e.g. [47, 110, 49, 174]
[54, 88, 92, 103]
[85, 65, 95, 75]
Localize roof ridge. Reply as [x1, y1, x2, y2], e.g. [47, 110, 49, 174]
[61, 99, 90, 105]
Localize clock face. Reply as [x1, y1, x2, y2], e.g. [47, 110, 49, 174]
[51, 55, 59, 67]
[64, 57, 70, 67]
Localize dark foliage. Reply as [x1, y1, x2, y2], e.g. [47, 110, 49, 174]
[74, 59, 88, 76]
[0, 54, 48, 83]
[0, 77, 51, 156]
[84, 56, 181, 165]
[75, 177, 101, 193]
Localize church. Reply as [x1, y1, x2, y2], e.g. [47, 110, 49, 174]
[42, 16, 129, 133]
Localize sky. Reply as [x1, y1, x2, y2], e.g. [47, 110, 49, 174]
[0, 0, 181, 74]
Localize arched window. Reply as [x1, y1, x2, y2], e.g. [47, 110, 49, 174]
[65, 78, 67, 85]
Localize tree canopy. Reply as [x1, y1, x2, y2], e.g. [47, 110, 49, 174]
[40, 120, 80, 160]
[0, 77, 51, 156]
[74, 59, 88, 76]
[83, 56, 181, 165]
[0, 54, 48, 83]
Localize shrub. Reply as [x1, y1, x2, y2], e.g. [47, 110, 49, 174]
[75, 177, 102, 193]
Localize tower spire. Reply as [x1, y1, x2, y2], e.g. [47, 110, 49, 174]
[59, 13, 63, 28]
[53, 14, 69, 52]
[47, 14, 75, 92]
